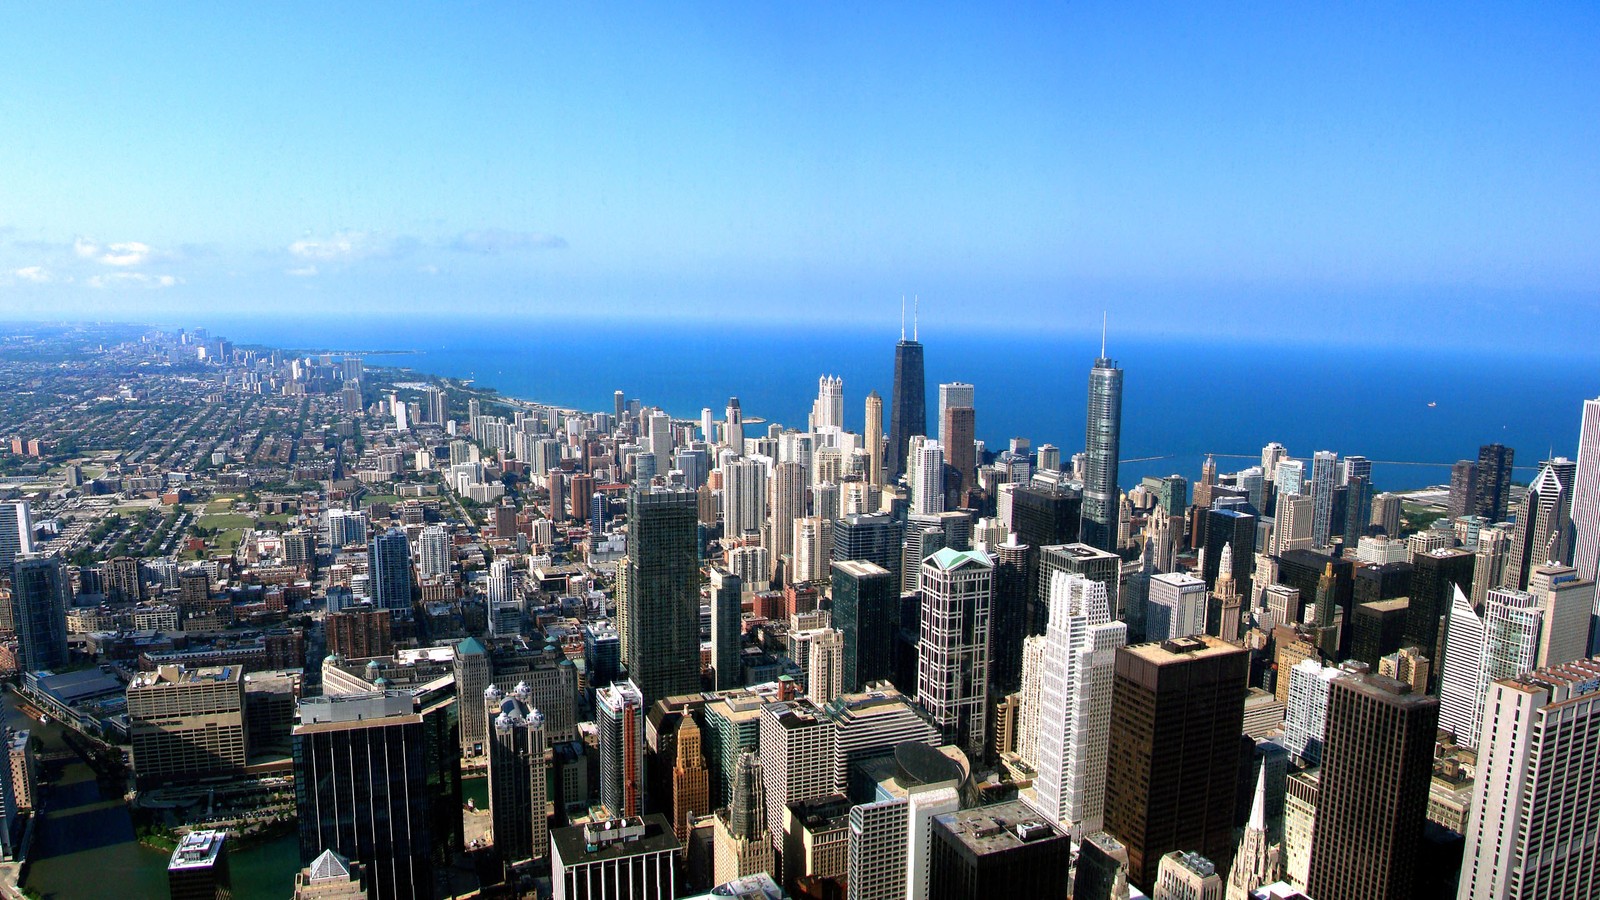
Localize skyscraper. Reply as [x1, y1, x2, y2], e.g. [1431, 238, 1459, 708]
[1505, 459, 1575, 590]
[888, 314, 926, 481]
[833, 512, 903, 588]
[1033, 572, 1126, 837]
[864, 390, 885, 492]
[483, 683, 549, 864]
[1574, 397, 1600, 585]
[936, 382, 974, 447]
[1475, 443, 1515, 522]
[1305, 671, 1438, 900]
[1081, 345, 1124, 553]
[623, 487, 700, 704]
[367, 528, 412, 610]
[724, 397, 744, 452]
[671, 716, 710, 848]
[769, 460, 806, 573]
[1103, 635, 1248, 893]
[0, 502, 33, 572]
[293, 692, 461, 900]
[713, 749, 775, 884]
[13, 554, 68, 672]
[596, 680, 645, 819]
[709, 567, 743, 691]
[830, 559, 896, 692]
[1145, 573, 1206, 642]
[721, 457, 767, 542]
[917, 548, 994, 759]
[813, 375, 844, 431]
[1448, 460, 1479, 520]
[910, 439, 945, 515]
[1439, 585, 1544, 749]
[1309, 451, 1338, 548]
[759, 699, 839, 872]
[1460, 657, 1600, 900]
[942, 406, 976, 500]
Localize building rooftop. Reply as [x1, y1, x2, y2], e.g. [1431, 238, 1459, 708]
[130, 664, 241, 689]
[926, 547, 992, 571]
[1123, 635, 1245, 664]
[550, 814, 680, 863]
[931, 800, 1067, 856]
[1333, 670, 1438, 708]
[832, 559, 891, 578]
[1358, 597, 1411, 613]
[168, 829, 226, 871]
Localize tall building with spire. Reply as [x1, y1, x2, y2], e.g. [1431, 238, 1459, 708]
[671, 717, 710, 849]
[1505, 458, 1575, 590]
[1213, 544, 1243, 642]
[888, 298, 926, 481]
[713, 749, 776, 884]
[1081, 328, 1124, 553]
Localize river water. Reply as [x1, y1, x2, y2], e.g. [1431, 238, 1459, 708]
[8, 689, 300, 900]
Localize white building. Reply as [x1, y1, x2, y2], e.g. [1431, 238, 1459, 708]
[911, 440, 946, 516]
[1439, 586, 1544, 748]
[759, 699, 838, 864]
[1147, 572, 1207, 641]
[1281, 659, 1342, 765]
[1031, 571, 1126, 836]
[1460, 658, 1600, 900]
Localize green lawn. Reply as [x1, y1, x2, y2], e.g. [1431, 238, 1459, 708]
[198, 513, 256, 530]
[205, 496, 240, 514]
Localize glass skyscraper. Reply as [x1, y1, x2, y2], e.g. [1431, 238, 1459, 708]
[623, 486, 701, 704]
[888, 334, 926, 481]
[1081, 351, 1123, 553]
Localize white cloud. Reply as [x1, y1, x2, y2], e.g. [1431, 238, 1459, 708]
[73, 236, 156, 266]
[86, 272, 181, 289]
[288, 231, 414, 262]
[14, 266, 62, 283]
[286, 265, 319, 277]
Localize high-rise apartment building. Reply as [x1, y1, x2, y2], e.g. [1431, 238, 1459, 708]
[1449, 460, 1479, 520]
[910, 440, 945, 515]
[1033, 572, 1126, 836]
[917, 548, 993, 758]
[367, 528, 412, 610]
[623, 487, 700, 704]
[864, 389, 885, 491]
[127, 664, 247, 789]
[1309, 451, 1338, 548]
[0, 502, 34, 573]
[1103, 635, 1248, 893]
[1460, 657, 1600, 900]
[1305, 671, 1437, 900]
[596, 680, 645, 819]
[13, 554, 68, 672]
[1081, 350, 1124, 553]
[1476, 443, 1515, 522]
[813, 374, 844, 431]
[293, 692, 461, 900]
[942, 407, 976, 499]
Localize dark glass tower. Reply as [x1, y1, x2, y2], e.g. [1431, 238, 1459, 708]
[888, 332, 926, 481]
[624, 487, 702, 704]
[13, 554, 68, 672]
[293, 692, 461, 900]
[833, 512, 904, 587]
[1475, 443, 1515, 522]
[830, 559, 897, 692]
[1081, 348, 1124, 553]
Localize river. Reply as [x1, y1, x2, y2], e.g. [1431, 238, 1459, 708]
[7, 689, 300, 900]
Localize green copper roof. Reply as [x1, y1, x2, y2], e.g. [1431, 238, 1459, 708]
[457, 636, 488, 656]
[927, 547, 993, 570]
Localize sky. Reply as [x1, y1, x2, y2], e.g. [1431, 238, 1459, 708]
[0, 4, 1597, 346]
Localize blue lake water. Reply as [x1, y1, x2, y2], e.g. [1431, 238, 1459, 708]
[205, 315, 1598, 493]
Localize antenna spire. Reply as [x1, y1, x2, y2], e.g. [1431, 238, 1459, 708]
[900, 295, 906, 341]
[913, 295, 920, 341]
[1101, 311, 1107, 358]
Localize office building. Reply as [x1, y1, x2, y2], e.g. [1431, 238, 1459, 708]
[830, 560, 895, 692]
[1038, 542, 1121, 623]
[367, 529, 412, 611]
[0, 502, 33, 572]
[1073, 831, 1132, 900]
[1505, 460, 1575, 590]
[453, 638, 491, 757]
[1439, 586, 1542, 749]
[759, 699, 839, 869]
[624, 487, 701, 704]
[782, 793, 851, 889]
[821, 685, 939, 790]
[1146, 573, 1206, 642]
[888, 322, 926, 481]
[1203, 508, 1257, 597]
[709, 568, 743, 692]
[597, 680, 646, 819]
[484, 683, 549, 864]
[849, 797, 910, 900]
[1574, 398, 1600, 584]
[1280, 659, 1341, 765]
[671, 716, 710, 848]
[1449, 460, 1479, 520]
[917, 548, 993, 758]
[166, 830, 231, 900]
[12, 554, 68, 672]
[1378, 645, 1430, 693]
[833, 512, 903, 588]
[1081, 348, 1124, 553]
[1460, 657, 1600, 900]
[1527, 563, 1595, 668]
[1153, 851, 1222, 900]
[551, 815, 679, 900]
[943, 407, 976, 499]
[926, 800, 1072, 898]
[1033, 572, 1126, 837]
[1404, 547, 1474, 668]
[127, 664, 247, 788]
[292, 848, 368, 899]
[713, 749, 775, 885]
[1349, 597, 1409, 670]
[936, 382, 974, 447]
[1104, 636, 1248, 893]
[293, 691, 461, 900]
[865, 390, 885, 491]
[1305, 671, 1438, 900]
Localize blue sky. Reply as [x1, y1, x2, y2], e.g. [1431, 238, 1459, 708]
[1, 4, 1596, 345]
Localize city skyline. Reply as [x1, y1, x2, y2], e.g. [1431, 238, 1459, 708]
[0, 6, 1597, 347]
